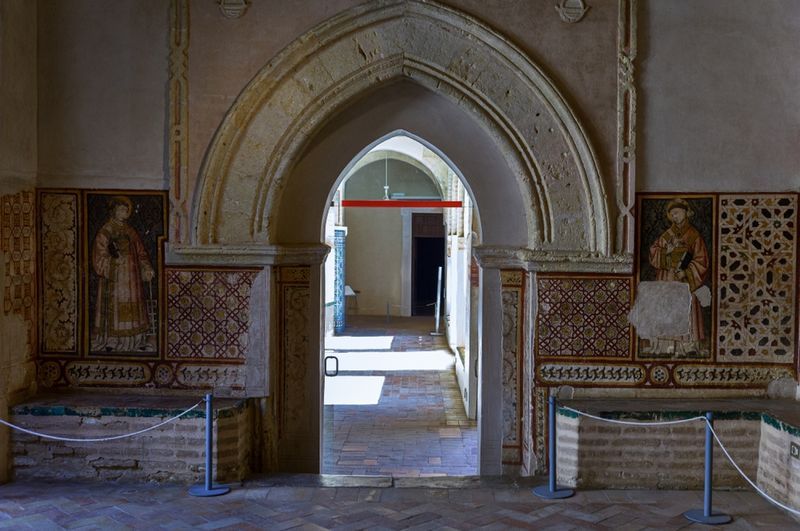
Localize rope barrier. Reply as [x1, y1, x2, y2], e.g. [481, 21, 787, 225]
[0, 400, 203, 443]
[560, 406, 706, 427]
[557, 404, 800, 519]
[705, 420, 800, 517]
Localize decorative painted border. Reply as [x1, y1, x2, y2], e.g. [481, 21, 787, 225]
[501, 270, 524, 466]
[275, 265, 311, 438]
[37, 358, 246, 391]
[1, 190, 37, 348]
[616, 0, 637, 255]
[168, 0, 190, 244]
[37, 190, 80, 356]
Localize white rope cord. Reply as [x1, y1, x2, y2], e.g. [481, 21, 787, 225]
[560, 406, 707, 427]
[706, 420, 800, 517]
[0, 400, 203, 443]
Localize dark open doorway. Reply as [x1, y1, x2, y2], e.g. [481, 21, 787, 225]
[411, 213, 445, 316]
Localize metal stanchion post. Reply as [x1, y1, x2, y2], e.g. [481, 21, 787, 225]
[533, 396, 575, 499]
[684, 412, 731, 524]
[189, 393, 231, 497]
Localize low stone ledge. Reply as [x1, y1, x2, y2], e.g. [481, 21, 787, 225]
[9, 392, 252, 484]
[555, 398, 799, 521]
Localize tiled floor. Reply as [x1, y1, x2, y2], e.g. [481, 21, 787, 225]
[0, 475, 797, 530]
[323, 316, 478, 477]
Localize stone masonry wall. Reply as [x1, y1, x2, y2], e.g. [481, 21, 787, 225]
[758, 419, 800, 522]
[11, 401, 251, 483]
[557, 412, 758, 489]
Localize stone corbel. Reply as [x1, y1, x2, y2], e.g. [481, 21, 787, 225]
[166, 243, 330, 267]
[473, 245, 632, 274]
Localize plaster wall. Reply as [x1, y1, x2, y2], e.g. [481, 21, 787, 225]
[0, 0, 37, 193]
[37, 0, 167, 189]
[345, 209, 403, 316]
[186, 0, 617, 213]
[640, 0, 800, 192]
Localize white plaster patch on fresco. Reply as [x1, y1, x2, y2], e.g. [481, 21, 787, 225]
[629, 281, 691, 339]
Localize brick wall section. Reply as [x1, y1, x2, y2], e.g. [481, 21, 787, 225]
[11, 401, 252, 483]
[556, 412, 758, 489]
[757, 419, 800, 523]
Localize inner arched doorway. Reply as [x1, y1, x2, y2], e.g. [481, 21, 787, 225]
[322, 131, 481, 476]
[189, 0, 610, 476]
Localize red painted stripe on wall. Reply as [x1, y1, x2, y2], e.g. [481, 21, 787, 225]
[341, 200, 463, 208]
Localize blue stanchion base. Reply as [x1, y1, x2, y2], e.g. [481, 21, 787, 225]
[532, 485, 575, 499]
[683, 509, 732, 525]
[189, 485, 231, 497]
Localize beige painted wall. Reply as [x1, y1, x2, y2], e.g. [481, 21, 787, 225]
[37, 0, 168, 189]
[0, 0, 37, 193]
[640, 0, 800, 191]
[345, 209, 402, 315]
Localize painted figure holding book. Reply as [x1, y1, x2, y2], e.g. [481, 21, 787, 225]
[647, 197, 710, 356]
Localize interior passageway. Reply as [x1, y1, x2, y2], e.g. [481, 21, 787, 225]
[323, 316, 478, 477]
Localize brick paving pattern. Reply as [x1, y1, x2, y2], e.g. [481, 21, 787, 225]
[0, 477, 797, 529]
[324, 316, 478, 477]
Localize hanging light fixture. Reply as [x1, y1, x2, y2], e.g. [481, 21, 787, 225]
[383, 152, 390, 200]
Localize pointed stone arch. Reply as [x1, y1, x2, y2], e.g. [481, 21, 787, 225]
[193, 0, 610, 255]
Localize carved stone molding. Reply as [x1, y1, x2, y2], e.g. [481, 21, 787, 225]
[166, 243, 330, 267]
[473, 245, 633, 274]
[194, 0, 610, 255]
[616, 0, 637, 254]
[168, 0, 189, 243]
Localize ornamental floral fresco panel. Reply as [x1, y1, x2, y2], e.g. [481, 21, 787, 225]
[85, 192, 166, 357]
[536, 276, 632, 359]
[166, 268, 257, 360]
[39, 191, 79, 353]
[636, 195, 715, 360]
[717, 194, 797, 363]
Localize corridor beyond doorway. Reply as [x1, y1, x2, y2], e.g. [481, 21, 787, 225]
[323, 316, 478, 477]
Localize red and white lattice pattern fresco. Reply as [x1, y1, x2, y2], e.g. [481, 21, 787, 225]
[536, 276, 633, 359]
[166, 269, 257, 361]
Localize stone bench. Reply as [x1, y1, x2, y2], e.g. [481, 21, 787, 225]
[556, 398, 799, 517]
[9, 392, 252, 483]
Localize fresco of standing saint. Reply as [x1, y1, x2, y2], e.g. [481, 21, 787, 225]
[637, 195, 715, 359]
[90, 195, 156, 352]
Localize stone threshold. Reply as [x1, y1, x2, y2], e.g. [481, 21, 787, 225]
[248, 473, 544, 489]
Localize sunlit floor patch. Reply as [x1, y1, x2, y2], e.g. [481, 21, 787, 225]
[325, 336, 394, 351]
[332, 350, 455, 371]
[324, 375, 385, 405]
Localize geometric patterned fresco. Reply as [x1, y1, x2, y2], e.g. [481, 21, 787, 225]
[717, 194, 797, 363]
[536, 275, 632, 359]
[1, 191, 36, 347]
[166, 268, 258, 361]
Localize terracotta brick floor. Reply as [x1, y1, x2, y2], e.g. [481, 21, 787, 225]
[323, 316, 478, 477]
[0, 475, 797, 530]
